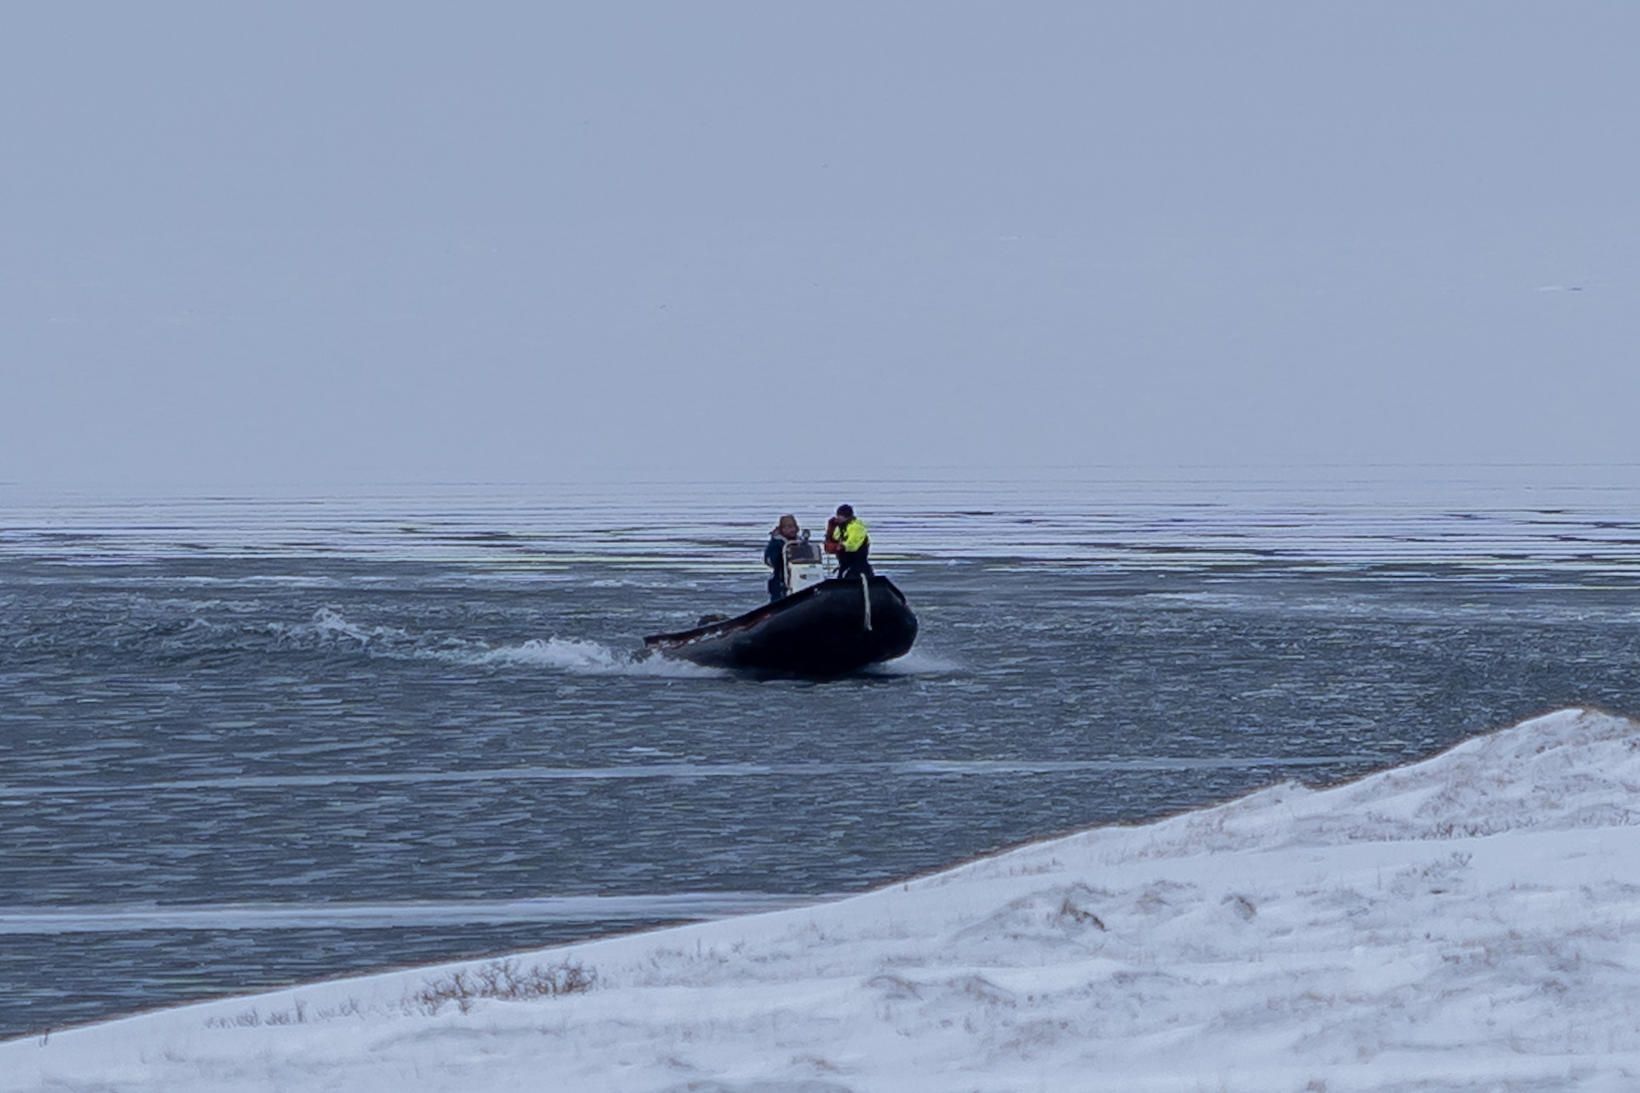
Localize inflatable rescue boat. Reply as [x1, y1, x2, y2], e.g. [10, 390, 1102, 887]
[643, 536, 917, 677]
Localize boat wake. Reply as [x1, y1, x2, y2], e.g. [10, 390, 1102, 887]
[867, 649, 962, 676]
[451, 637, 723, 678]
[238, 607, 723, 678]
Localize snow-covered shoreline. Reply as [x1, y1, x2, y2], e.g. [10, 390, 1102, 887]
[7, 707, 1639, 1092]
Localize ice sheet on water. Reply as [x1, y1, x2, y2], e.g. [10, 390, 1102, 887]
[0, 893, 807, 934]
[12, 474, 1640, 583]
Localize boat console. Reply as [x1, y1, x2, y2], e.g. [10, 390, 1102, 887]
[782, 533, 828, 597]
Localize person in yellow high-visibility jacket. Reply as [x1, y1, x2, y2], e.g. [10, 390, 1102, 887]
[827, 504, 872, 579]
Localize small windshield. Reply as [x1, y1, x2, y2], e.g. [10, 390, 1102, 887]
[785, 540, 823, 564]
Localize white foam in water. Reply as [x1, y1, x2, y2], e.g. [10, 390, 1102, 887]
[470, 640, 958, 681]
[869, 648, 963, 676]
[456, 637, 723, 678]
[273, 607, 417, 649]
[263, 608, 721, 678]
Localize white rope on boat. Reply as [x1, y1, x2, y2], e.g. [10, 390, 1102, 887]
[861, 573, 872, 631]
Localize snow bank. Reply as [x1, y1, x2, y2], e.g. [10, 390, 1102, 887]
[6, 707, 1640, 1093]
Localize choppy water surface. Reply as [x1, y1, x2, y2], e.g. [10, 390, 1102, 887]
[5, 471, 1640, 1037]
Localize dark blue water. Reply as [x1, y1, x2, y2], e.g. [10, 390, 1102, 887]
[5, 475, 1640, 1038]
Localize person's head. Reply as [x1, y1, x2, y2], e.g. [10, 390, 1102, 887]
[835, 504, 855, 522]
[776, 514, 799, 539]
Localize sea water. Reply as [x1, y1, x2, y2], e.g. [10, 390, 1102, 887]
[4, 469, 1640, 1037]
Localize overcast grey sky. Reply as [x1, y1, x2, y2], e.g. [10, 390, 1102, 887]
[4, 2, 1637, 487]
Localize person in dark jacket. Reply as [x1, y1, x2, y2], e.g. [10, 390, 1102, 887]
[763, 514, 802, 600]
[828, 504, 872, 579]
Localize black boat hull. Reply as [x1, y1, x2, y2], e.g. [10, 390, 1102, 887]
[644, 576, 917, 677]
